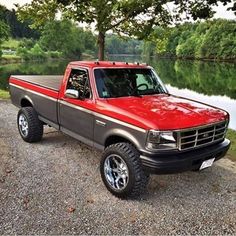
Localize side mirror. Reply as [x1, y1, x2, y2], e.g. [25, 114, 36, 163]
[65, 89, 79, 99]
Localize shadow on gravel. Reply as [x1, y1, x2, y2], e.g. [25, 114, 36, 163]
[145, 164, 235, 199]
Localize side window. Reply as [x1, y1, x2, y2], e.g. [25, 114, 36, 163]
[66, 68, 91, 99]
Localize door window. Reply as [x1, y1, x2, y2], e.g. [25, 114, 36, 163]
[66, 69, 91, 99]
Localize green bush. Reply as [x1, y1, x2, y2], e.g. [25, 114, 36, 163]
[16, 46, 30, 60]
[29, 43, 47, 60]
[17, 44, 47, 61]
[47, 50, 62, 58]
[19, 38, 35, 49]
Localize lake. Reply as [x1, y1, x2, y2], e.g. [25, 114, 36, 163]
[1, 57, 235, 130]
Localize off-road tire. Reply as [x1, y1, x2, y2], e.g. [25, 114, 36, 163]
[100, 142, 150, 199]
[17, 107, 43, 142]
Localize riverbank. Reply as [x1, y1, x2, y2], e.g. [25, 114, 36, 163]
[153, 55, 236, 63]
[226, 129, 236, 161]
[0, 90, 10, 99]
[0, 52, 94, 65]
[0, 55, 23, 64]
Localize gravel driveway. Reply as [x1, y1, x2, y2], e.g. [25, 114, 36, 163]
[0, 99, 236, 235]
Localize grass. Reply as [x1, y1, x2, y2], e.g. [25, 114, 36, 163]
[1, 54, 22, 64]
[2, 54, 21, 59]
[226, 129, 236, 161]
[0, 90, 10, 99]
[2, 38, 20, 49]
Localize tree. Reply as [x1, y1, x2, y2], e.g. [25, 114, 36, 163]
[0, 4, 39, 39]
[106, 34, 142, 55]
[0, 20, 9, 43]
[17, 0, 235, 60]
[0, 20, 9, 57]
[39, 19, 96, 58]
[39, 19, 82, 58]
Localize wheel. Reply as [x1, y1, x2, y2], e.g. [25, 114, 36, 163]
[100, 142, 150, 198]
[17, 107, 43, 142]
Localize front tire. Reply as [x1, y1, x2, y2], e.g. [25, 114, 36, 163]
[100, 142, 149, 198]
[17, 107, 43, 142]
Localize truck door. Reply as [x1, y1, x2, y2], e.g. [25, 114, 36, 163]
[59, 68, 94, 146]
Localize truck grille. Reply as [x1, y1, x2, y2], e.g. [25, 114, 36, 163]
[177, 121, 228, 151]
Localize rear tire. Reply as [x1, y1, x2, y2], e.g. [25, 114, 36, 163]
[17, 107, 43, 142]
[100, 142, 149, 199]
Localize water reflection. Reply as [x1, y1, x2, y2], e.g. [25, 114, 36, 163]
[0, 60, 69, 90]
[152, 59, 236, 100]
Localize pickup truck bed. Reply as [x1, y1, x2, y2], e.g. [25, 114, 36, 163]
[10, 75, 64, 91]
[10, 75, 64, 129]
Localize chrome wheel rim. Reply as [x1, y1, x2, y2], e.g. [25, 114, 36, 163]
[104, 154, 129, 190]
[18, 114, 29, 137]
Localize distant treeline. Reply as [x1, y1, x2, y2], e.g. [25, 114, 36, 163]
[1, 4, 235, 62]
[143, 19, 236, 61]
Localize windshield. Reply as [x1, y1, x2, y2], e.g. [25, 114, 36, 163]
[94, 68, 167, 98]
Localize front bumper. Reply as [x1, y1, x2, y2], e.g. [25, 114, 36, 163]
[140, 139, 230, 174]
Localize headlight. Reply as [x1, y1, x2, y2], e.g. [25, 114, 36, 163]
[146, 130, 177, 150]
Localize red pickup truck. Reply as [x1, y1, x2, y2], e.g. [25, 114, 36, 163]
[9, 61, 230, 198]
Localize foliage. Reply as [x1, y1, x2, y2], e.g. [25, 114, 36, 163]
[17, 43, 46, 60]
[142, 41, 156, 58]
[19, 38, 36, 49]
[0, 89, 9, 99]
[39, 19, 96, 58]
[106, 35, 142, 55]
[145, 19, 236, 60]
[16, 0, 236, 60]
[1, 38, 20, 49]
[14, 20, 96, 60]
[0, 20, 9, 43]
[17, 43, 63, 61]
[1, 54, 21, 60]
[0, 4, 39, 39]
[226, 129, 236, 161]
[0, 20, 10, 57]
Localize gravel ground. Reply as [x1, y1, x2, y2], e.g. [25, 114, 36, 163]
[0, 99, 236, 235]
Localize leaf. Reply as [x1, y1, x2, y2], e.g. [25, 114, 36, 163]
[68, 207, 76, 213]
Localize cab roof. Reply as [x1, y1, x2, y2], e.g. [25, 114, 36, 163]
[68, 61, 150, 69]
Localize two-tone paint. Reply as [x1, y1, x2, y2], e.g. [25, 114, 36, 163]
[9, 61, 231, 174]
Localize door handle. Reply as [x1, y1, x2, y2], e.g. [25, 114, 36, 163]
[95, 120, 106, 127]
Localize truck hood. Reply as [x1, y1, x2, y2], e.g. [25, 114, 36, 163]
[97, 94, 228, 130]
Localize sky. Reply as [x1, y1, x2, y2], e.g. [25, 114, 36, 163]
[0, 0, 235, 20]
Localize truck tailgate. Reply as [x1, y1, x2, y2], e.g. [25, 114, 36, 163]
[10, 75, 63, 91]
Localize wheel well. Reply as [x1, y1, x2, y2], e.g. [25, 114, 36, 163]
[105, 135, 132, 148]
[21, 98, 33, 107]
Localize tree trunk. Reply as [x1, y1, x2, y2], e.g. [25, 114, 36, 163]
[98, 31, 105, 61]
